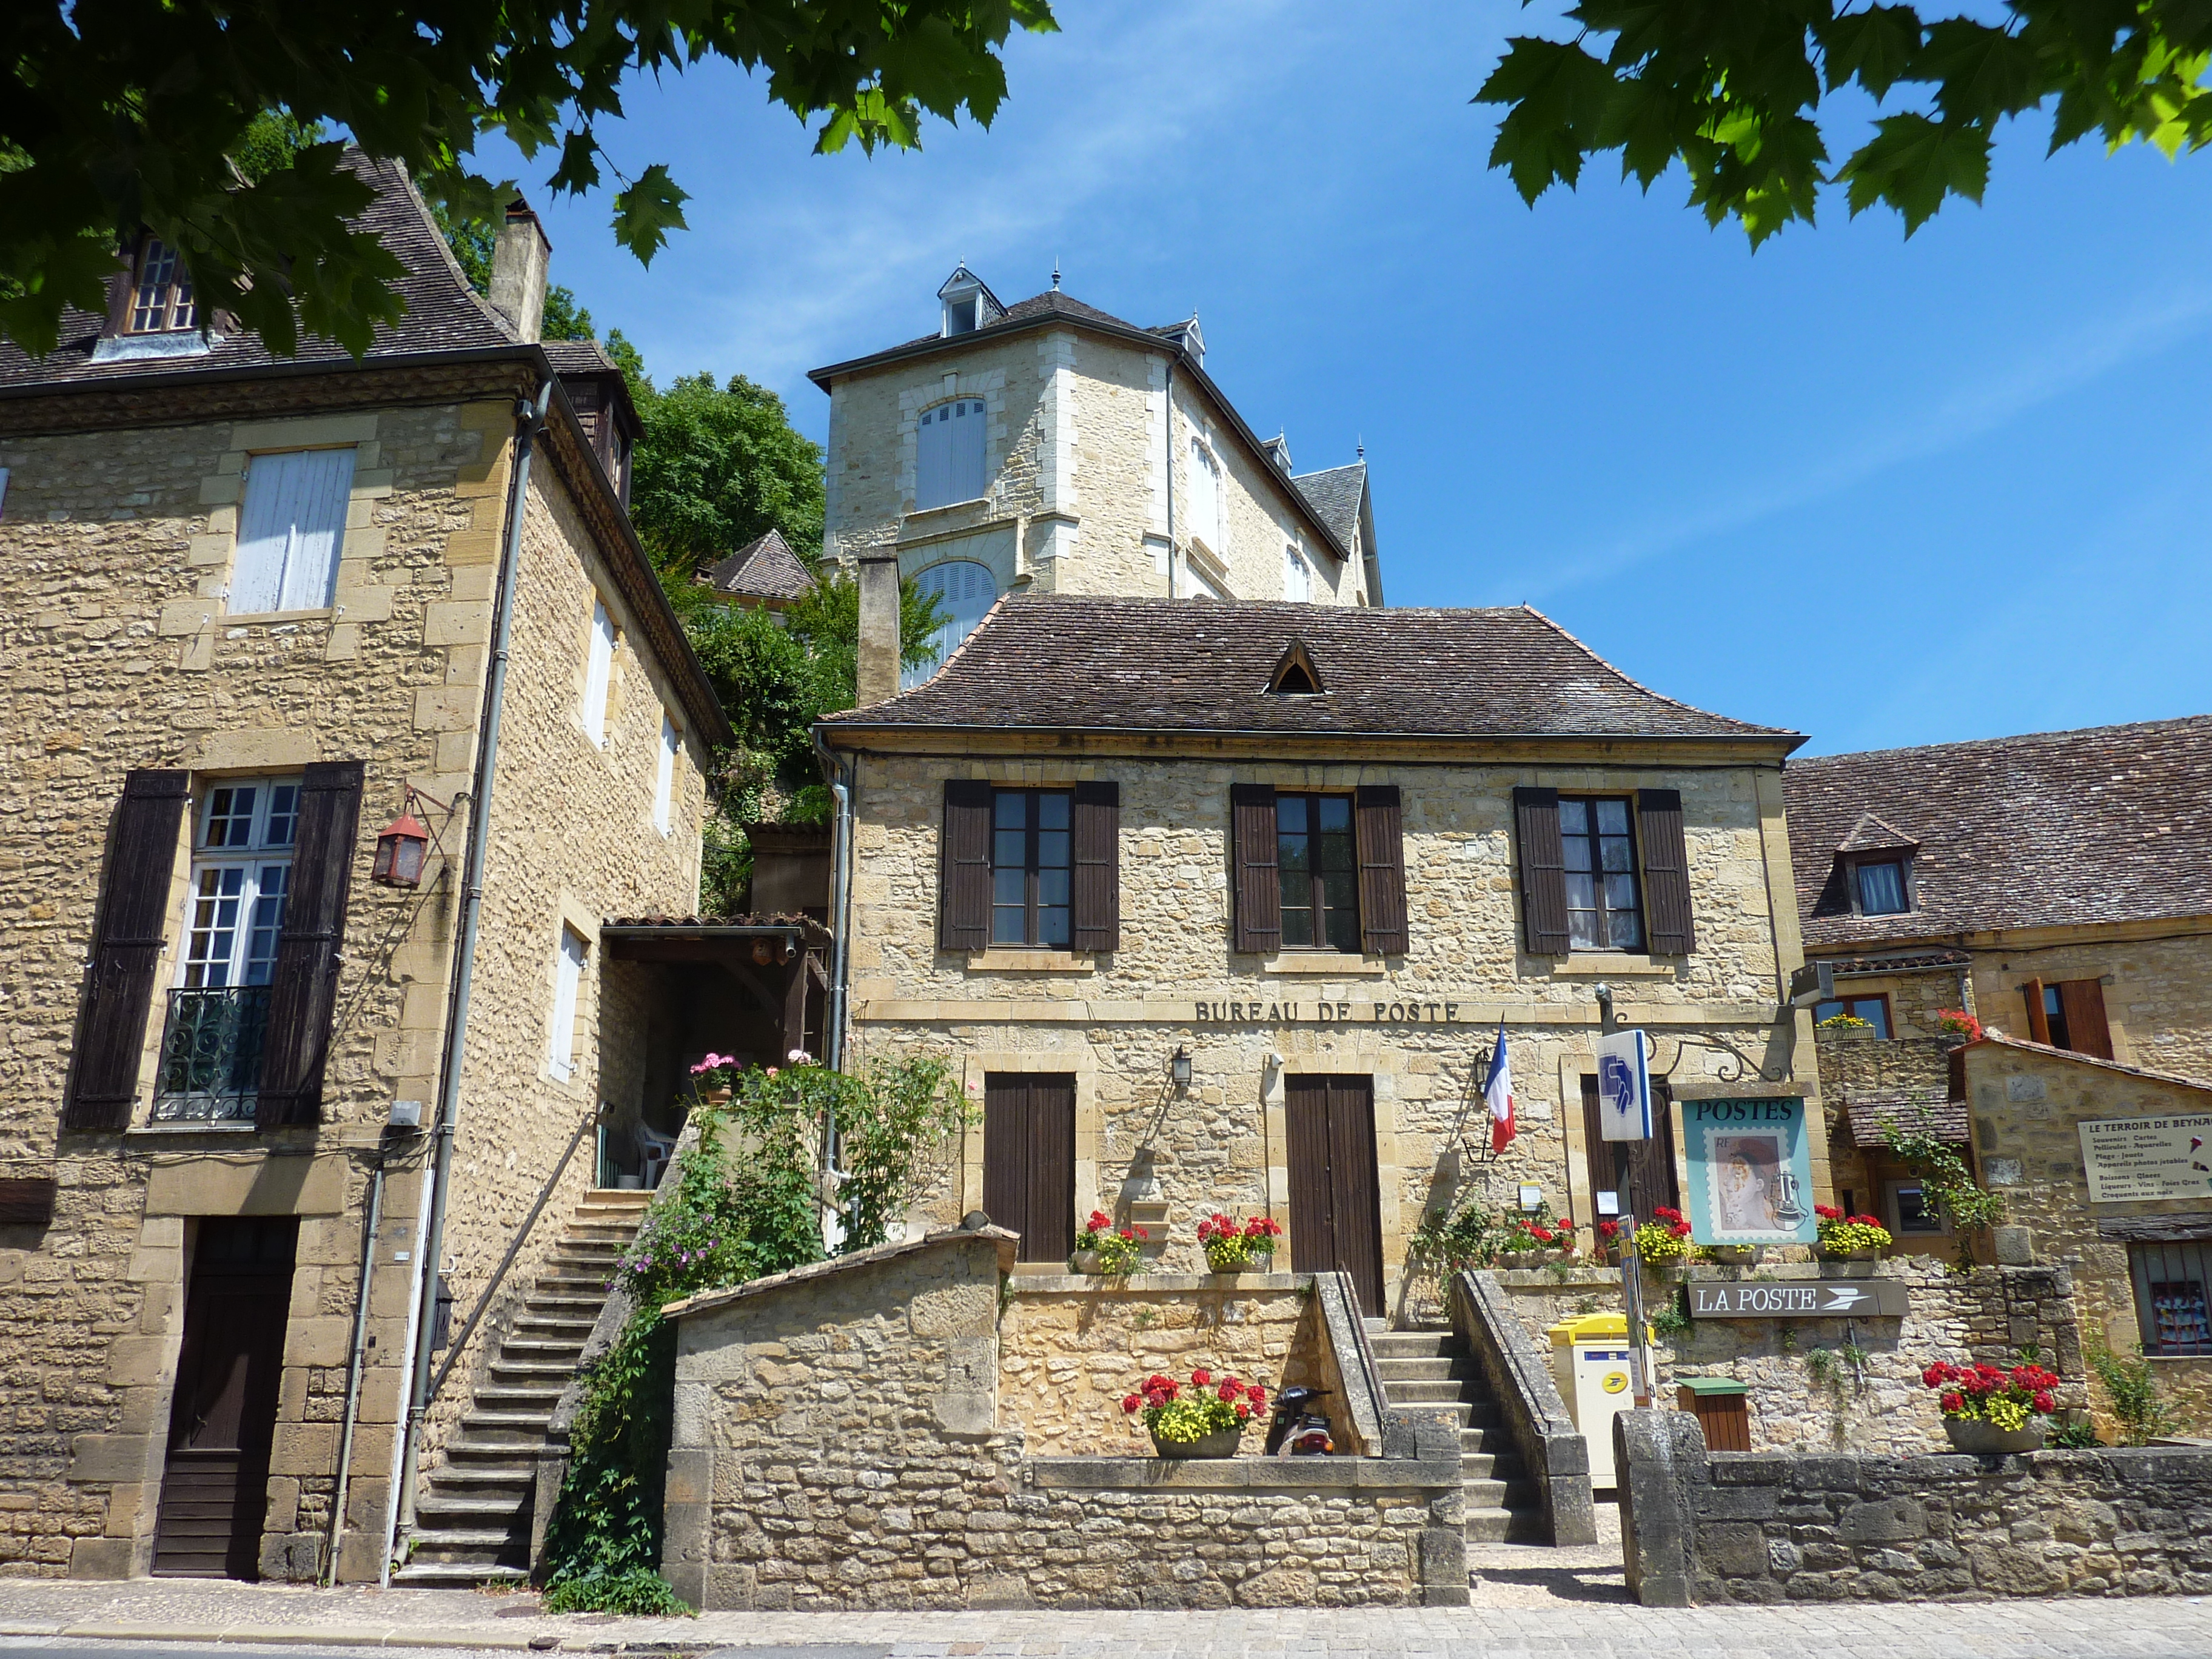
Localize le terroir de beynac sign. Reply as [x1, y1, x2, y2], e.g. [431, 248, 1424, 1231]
[1687, 1279, 1911, 1319]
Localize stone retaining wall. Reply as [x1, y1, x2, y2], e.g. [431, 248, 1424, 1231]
[1617, 1409, 2212, 1604]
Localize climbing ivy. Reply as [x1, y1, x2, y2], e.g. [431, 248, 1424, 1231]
[1880, 1122, 2003, 1269]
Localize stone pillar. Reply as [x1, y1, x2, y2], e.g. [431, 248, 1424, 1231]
[1617, 1407, 1705, 1607]
[489, 199, 551, 344]
[856, 554, 900, 707]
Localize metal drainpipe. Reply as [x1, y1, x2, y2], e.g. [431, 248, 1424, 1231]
[812, 728, 856, 1075]
[389, 375, 552, 1569]
[1164, 360, 1176, 599]
[324, 1150, 387, 1585]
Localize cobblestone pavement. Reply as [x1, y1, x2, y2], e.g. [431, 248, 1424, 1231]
[0, 1572, 2208, 1658]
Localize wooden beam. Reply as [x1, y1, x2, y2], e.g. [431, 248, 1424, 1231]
[2096, 1214, 2212, 1242]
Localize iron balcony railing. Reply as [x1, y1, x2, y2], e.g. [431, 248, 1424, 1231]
[151, 985, 272, 1122]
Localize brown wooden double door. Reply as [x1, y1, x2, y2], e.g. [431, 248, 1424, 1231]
[153, 1217, 298, 1579]
[1580, 1074, 1680, 1227]
[982, 1073, 1076, 1263]
[1284, 1074, 1385, 1317]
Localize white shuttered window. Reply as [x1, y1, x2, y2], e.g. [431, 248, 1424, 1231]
[916, 398, 986, 509]
[654, 714, 679, 834]
[549, 925, 588, 1080]
[1188, 438, 1224, 556]
[1284, 544, 1311, 601]
[232, 447, 355, 614]
[583, 599, 615, 745]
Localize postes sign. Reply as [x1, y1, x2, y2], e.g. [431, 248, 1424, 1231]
[1687, 1280, 1911, 1319]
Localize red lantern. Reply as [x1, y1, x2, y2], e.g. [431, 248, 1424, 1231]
[372, 810, 430, 886]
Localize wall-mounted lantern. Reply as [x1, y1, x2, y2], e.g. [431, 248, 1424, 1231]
[371, 809, 431, 887]
[1170, 1046, 1193, 1090]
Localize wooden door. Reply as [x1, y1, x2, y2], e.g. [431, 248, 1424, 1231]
[154, 1218, 297, 1578]
[1284, 1074, 1385, 1316]
[982, 1074, 1076, 1263]
[1580, 1074, 1680, 1226]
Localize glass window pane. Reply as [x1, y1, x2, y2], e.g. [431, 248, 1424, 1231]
[1564, 873, 1597, 912]
[1604, 873, 1638, 913]
[993, 830, 1025, 869]
[1561, 833, 1592, 872]
[1857, 861, 1906, 914]
[1036, 831, 1070, 869]
[264, 785, 298, 848]
[1600, 834, 1635, 873]
[243, 866, 288, 984]
[992, 907, 1026, 945]
[1814, 1000, 1843, 1024]
[1558, 799, 1589, 836]
[1038, 907, 1070, 947]
[994, 792, 1026, 828]
[993, 868, 1025, 905]
[1280, 904, 1313, 948]
[1038, 868, 1069, 907]
[1596, 799, 1629, 834]
[1607, 905, 1642, 950]
[1567, 911, 1598, 950]
[206, 787, 255, 848]
[1278, 831, 1310, 876]
[1037, 792, 1070, 830]
[1276, 796, 1307, 833]
[1325, 902, 1360, 954]
[1321, 870, 1358, 933]
[1318, 796, 1351, 833]
[1851, 998, 1891, 1039]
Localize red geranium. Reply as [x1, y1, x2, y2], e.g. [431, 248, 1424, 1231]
[1815, 1204, 1843, 1221]
[1191, 1367, 1212, 1387]
[1598, 1219, 1621, 1241]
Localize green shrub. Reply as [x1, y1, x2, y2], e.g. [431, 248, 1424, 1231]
[2088, 1339, 2175, 1446]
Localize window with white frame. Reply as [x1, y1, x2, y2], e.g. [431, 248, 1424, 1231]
[549, 925, 588, 1081]
[1188, 437, 1224, 555]
[1284, 543, 1310, 601]
[152, 777, 300, 1120]
[916, 398, 987, 509]
[654, 714, 679, 834]
[583, 598, 615, 745]
[129, 238, 199, 334]
[231, 447, 355, 614]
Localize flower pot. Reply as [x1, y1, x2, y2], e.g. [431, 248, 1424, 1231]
[1070, 1250, 1104, 1275]
[703, 1087, 732, 1105]
[1150, 1425, 1244, 1459]
[1818, 1247, 1880, 1263]
[1944, 1417, 2045, 1455]
[1708, 1245, 1757, 1265]
[1203, 1248, 1275, 1275]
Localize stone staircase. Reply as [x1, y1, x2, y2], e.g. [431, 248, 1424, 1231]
[1366, 1321, 1541, 1544]
[393, 1188, 651, 1586]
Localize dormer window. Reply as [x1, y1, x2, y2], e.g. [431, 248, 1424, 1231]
[1855, 859, 1909, 916]
[1267, 639, 1324, 695]
[129, 238, 198, 333]
[936, 264, 1004, 338]
[1822, 813, 1919, 919]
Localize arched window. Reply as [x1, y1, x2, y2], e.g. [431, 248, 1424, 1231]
[916, 398, 987, 509]
[904, 560, 999, 689]
[1283, 543, 1311, 602]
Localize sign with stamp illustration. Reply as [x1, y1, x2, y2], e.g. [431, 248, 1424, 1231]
[1681, 1096, 1817, 1245]
[1687, 1279, 1911, 1319]
[2078, 1114, 2212, 1204]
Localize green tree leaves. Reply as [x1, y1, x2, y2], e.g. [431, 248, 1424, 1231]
[1476, 0, 2212, 241]
[2, 0, 1058, 360]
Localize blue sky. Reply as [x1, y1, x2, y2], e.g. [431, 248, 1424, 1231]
[481, 0, 2212, 756]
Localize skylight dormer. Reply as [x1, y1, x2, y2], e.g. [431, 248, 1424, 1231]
[1267, 638, 1325, 695]
[937, 264, 1005, 337]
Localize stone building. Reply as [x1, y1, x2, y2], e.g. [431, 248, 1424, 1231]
[809, 266, 1384, 681]
[815, 592, 1823, 1318]
[1784, 717, 2212, 1246]
[0, 159, 731, 1583]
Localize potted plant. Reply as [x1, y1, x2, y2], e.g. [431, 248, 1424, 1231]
[1633, 1205, 1695, 1269]
[688, 1051, 737, 1105]
[1815, 1204, 1893, 1261]
[1923, 1358, 2061, 1453]
[1070, 1210, 1148, 1276]
[1498, 1207, 1577, 1265]
[1595, 1216, 1625, 1265]
[1196, 1213, 1282, 1273]
[1121, 1366, 1267, 1458]
[1817, 1012, 1875, 1039]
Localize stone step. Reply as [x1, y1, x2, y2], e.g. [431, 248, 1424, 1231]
[445, 1433, 551, 1459]
[496, 1338, 589, 1361]
[1373, 1356, 1470, 1382]
[392, 1561, 529, 1586]
[512, 1314, 598, 1336]
[412, 1493, 527, 1523]
[489, 1358, 583, 1379]
[520, 1293, 607, 1313]
[532, 1275, 614, 1295]
[582, 1189, 653, 1205]
[1382, 1378, 1475, 1406]
[1461, 1476, 1510, 1508]
[475, 1383, 565, 1406]
[418, 1466, 534, 1502]
[1459, 1451, 1510, 1480]
[1464, 1506, 1548, 1545]
[1368, 1331, 1454, 1359]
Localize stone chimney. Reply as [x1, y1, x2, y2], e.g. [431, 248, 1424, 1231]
[856, 555, 901, 706]
[489, 198, 551, 344]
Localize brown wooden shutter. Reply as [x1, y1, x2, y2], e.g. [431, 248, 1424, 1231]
[1071, 781, 1120, 953]
[939, 780, 993, 952]
[1580, 1073, 1679, 1225]
[1230, 783, 1280, 955]
[1636, 788, 1695, 956]
[2058, 980, 2114, 1059]
[64, 768, 191, 1130]
[1511, 786, 1569, 956]
[2022, 978, 2051, 1044]
[256, 760, 364, 1128]
[1353, 784, 1409, 956]
[0, 1176, 58, 1227]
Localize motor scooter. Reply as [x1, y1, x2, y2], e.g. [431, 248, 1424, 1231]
[1263, 1384, 1335, 1455]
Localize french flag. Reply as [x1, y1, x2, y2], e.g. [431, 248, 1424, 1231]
[1484, 1019, 1515, 1155]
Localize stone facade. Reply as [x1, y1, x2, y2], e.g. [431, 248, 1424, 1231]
[1618, 1409, 2212, 1604]
[817, 297, 1375, 609]
[662, 1227, 1467, 1610]
[1962, 1038, 2212, 1435]
[837, 746, 1825, 1310]
[0, 366, 715, 1581]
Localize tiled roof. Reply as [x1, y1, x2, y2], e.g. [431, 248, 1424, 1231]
[1965, 1030, 2212, 1096]
[705, 529, 814, 602]
[1293, 461, 1366, 548]
[822, 595, 1798, 742]
[0, 152, 518, 391]
[1835, 812, 1918, 854]
[1787, 716, 2212, 947]
[1824, 947, 1973, 975]
[1838, 1088, 1967, 1148]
